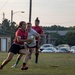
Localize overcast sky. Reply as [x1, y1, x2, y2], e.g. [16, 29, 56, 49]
[0, 0, 75, 27]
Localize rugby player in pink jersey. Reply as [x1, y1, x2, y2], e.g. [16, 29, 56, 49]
[12, 22, 40, 68]
[32, 17, 45, 63]
[0, 21, 32, 70]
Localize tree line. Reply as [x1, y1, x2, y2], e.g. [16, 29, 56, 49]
[42, 25, 75, 46]
[0, 19, 75, 45]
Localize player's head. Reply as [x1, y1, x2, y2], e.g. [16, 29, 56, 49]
[18, 21, 26, 30]
[26, 22, 32, 30]
[35, 17, 40, 26]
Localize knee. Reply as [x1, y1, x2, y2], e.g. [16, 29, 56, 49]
[18, 54, 23, 59]
[26, 51, 30, 56]
[28, 51, 30, 56]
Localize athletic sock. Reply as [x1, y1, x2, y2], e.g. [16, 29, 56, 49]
[23, 63, 26, 66]
[35, 53, 39, 63]
[15, 58, 20, 65]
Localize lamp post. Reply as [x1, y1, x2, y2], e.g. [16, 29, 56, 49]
[11, 10, 25, 25]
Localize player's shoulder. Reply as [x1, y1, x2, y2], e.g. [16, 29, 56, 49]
[16, 28, 21, 34]
[32, 26, 35, 28]
[37, 26, 43, 31]
[38, 26, 42, 28]
[31, 28, 35, 31]
[17, 28, 23, 32]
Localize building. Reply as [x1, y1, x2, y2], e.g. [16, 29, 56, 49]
[44, 30, 69, 45]
[0, 31, 11, 52]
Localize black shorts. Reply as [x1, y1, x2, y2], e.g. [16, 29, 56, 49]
[8, 44, 25, 54]
[26, 41, 38, 48]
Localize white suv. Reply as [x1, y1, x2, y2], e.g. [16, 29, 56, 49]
[39, 44, 53, 51]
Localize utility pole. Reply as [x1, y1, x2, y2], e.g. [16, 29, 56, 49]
[3, 12, 5, 20]
[11, 10, 13, 25]
[29, 0, 32, 22]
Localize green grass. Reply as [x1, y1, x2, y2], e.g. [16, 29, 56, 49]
[0, 52, 75, 75]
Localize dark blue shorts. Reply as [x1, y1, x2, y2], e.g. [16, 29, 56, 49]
[8, 44, 25, 54]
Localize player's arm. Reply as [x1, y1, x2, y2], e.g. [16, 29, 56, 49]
[17, 36, 32, 43]
[39, 31, 45, 37]
[39, 27, 45, 37]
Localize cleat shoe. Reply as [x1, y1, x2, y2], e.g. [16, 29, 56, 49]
[11, 64, 17, 68]
[35, 61, 38, 64]
[29, 56, 31, 59]
[0, 65, 3, 70]
[35, 59, 38, 64]
[21, 65, 28, 70]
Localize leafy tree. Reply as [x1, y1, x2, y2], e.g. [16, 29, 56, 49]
[68, 26, 75, 30]
[50, 32, 64, 46]
[65, 31, 75, 46]
[1, 19, 17, 43]
[42, 25, 68, 31]
[1, 19, 10, 30]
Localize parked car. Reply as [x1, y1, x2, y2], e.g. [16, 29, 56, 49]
[39, 44, 53, 51]
[56, 44, 70, 50]
[41, 47, 57, 53]
[56, 47, 70, 53]
[70, 46, 75, 53]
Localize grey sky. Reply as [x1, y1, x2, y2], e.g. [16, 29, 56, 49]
[0, 0, 75, 27]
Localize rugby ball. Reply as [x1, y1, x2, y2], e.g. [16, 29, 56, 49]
[27, 35, 34, 44]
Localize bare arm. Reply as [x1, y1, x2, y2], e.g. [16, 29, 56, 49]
[39, 32, 45, 37]
[14, 37, 33, 43]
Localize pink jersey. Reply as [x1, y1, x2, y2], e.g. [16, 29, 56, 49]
[32, 26, 43, 40]
[14, 28, 28, 45]
[32, 26, 43, 34]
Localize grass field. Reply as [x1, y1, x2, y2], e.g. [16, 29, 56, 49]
[0, 52, 75, 75]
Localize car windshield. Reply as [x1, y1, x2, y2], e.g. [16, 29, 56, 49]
[46, 48, 52, 50]
[42, 44, 53, 47]
[60, 48, 68, 51]
[57, 44, 70, 48]
[43, 45, 50, 47]
[71, 46, 75, 49]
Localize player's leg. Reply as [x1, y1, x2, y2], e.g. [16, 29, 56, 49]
[12, 54, 23, 68]
[29, 48, 34, 59]
[35, 41, 39, 64]
[19, 49, 30, 70]
[0, 44, 19, 70]
[0, 52, 14, 69]
[12, 44, 28, 68]
[35, 48, 39, 63]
